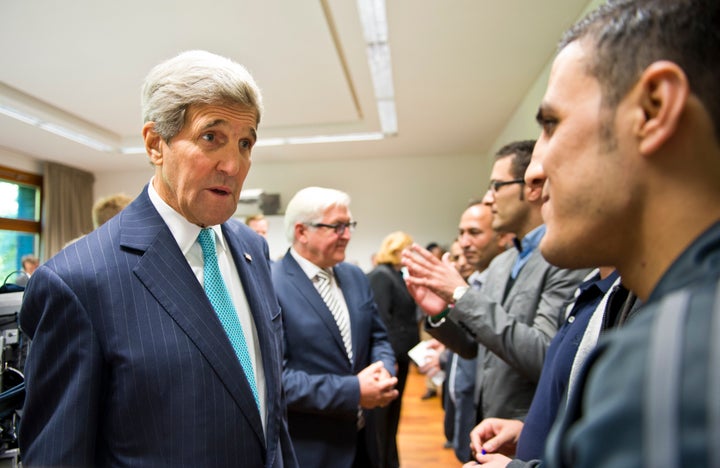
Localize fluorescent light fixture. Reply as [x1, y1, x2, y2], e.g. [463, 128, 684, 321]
[287, 132, 383, 144]
[254, 138, 286, 148]
[357, 0, 388, 43]
[120, 146, 146, 155]
[38, 122, 115, 152]
[2, 101, 393, 153]
[376, 100, 397, 135]
[357, 0, 398, 135]
[0, 102, 116, 152]
[1, 2, 398, 153]
[365, 47, 397, 134]
[0, 104, 41, 126]
[366, 43, 394, 99]
[255, 132, 384, 147]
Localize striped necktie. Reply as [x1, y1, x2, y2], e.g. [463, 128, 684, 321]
[198, 228, 259, 407]
[316, 268, 353, 363]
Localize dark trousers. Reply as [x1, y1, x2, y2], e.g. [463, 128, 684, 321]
[372, 359, 409, 468]
[354, 427, 376, 468]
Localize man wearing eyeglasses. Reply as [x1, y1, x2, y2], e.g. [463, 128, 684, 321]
[402, 140, 589, 440]
[272, 186, 398, 468]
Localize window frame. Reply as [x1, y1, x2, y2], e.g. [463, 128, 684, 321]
[0, 164, 43, 235]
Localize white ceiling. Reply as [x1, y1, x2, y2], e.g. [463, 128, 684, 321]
[0, 0, 593, 173]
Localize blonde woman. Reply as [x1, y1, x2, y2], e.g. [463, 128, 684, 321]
[367, 231, 419, 468]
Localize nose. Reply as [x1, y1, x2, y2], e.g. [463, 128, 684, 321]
[482, 189, 494, 205]
[458, 232, 472, 247]
[216, 148, 248, 177]
[340, 226, 352, 239]
[524, 149, 546, 190]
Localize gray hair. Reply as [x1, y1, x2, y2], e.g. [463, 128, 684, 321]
[141, 50, 263, 142]
[284, 187, 351, 243]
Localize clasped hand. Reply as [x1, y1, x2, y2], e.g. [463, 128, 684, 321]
[358, 361, 398, 409]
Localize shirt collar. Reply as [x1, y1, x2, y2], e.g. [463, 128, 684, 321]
[468, 269, 487, 289]
[515, 224, 547, 257]
[648, 219, 720, 303]
[579, 269, 620, 296]
[147, 177, 226, 255]
[290, 247, 330, 281]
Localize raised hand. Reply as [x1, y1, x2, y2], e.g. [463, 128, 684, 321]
[401, 244, 467, 314]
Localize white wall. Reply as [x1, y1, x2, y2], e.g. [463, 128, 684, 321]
[490, 0, 605, 153]
[0, 148, 42, 174]
[489, 60, 552, 153]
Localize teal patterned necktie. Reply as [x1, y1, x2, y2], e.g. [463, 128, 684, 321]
[198, 228, 259, 407]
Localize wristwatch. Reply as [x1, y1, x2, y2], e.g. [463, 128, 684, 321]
[452, 285, 469, 304]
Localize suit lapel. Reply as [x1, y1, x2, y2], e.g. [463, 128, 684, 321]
[282, 254, 350, 363]
[490, 249, 516, 302]
[121, 189, 264, 444]
[223, 223, 281, 447]
[332, 264, 358, 363]
[518, 248, 544, 278]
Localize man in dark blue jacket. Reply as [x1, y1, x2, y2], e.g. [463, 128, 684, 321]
[273, 186, 398, 468]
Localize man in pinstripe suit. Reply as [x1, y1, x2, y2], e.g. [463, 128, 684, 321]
[19, 50, 297, 467]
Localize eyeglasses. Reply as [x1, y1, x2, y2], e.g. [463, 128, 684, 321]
[488, 178, 525, 193]
[307, 221, 357, 236]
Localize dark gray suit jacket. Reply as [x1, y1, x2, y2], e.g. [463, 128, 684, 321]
[19, 186, 297, 467]
[428, 246, 589, 421]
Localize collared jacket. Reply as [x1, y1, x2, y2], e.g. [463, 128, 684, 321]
[427, 244, 590, 421]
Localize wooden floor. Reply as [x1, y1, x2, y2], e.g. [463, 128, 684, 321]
[396, 365, 463, 468]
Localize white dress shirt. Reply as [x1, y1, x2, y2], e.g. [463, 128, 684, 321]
[148, 179, 266, 431]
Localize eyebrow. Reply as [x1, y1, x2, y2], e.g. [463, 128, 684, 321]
[201, 119, 258, 141]
[535, 103, 555, 125]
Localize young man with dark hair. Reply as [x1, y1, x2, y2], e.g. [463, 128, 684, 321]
[526, 1, 720, 466]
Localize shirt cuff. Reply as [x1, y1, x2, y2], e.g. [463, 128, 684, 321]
[427, 307, 451, 327]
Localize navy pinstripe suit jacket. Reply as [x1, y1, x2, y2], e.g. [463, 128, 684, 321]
[19, 186, 297, 468]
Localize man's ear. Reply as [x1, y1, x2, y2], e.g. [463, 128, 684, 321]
[634, 61, 689, 156]
[294, 222, 307, 244]
[525, 179, 544, 203]
[142, 122, 163, 165]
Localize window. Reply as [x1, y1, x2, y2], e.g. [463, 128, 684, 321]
[0, 165, 42, 285]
